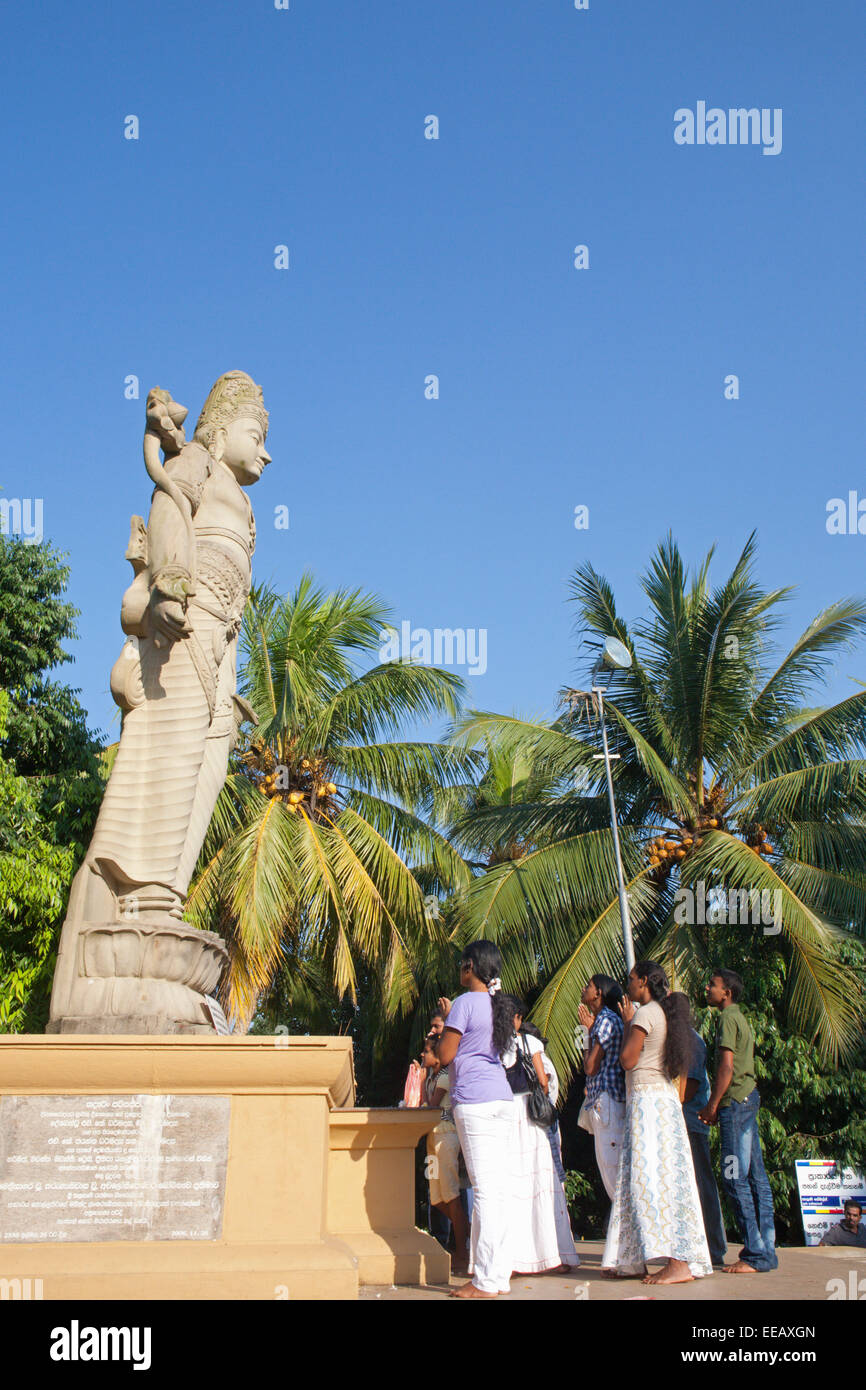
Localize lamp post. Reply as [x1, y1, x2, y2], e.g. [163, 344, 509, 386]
[591, 636, 636, 973]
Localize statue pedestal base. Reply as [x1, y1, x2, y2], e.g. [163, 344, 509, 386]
[0, 1036, 448, 1299]
[329, 1109, 454, 1284]
[47, 919, 229, 1034]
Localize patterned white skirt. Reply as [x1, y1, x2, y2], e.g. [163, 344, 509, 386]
[602, 1080, 712, 1277]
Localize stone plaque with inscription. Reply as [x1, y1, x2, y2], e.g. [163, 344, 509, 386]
[0, 1094, 229, 1243]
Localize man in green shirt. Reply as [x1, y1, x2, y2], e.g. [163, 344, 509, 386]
[698, 967, 778, 1273]
[714, 998, 756, 1105]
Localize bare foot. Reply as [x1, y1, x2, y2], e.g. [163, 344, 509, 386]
[600, 1267, 647, 1279]
[451, 1280, 499, 1299]
[720, 1260, 758, 1274]
[642, 1259, 694, 1286]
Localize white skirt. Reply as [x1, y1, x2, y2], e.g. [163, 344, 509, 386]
[509, 1092, 578, 1272]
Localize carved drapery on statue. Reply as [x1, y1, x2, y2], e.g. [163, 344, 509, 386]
[48, 371, 271, 1034]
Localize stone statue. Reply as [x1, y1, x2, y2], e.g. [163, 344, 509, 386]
[48, 371, 271, 1033]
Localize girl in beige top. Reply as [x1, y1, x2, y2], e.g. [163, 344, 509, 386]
[628, 998, 672, 1086]
[601, 960, 712, 1286]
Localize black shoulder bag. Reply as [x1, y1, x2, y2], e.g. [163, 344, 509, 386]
[518, 1034, 557, 1128]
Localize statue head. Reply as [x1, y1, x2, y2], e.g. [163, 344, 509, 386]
[194, 371, 271, 485]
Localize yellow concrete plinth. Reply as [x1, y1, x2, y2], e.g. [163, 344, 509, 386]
[329, 1109, 451, 1287]
[0, 1036, 442, 1299]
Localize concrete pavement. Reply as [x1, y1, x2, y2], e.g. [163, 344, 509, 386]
[360, 1240, 866, 1301]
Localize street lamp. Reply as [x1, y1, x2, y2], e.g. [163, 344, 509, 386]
[591, 637, 636, 973]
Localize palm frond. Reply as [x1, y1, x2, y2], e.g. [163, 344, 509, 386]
[690, 831, 864, 1063]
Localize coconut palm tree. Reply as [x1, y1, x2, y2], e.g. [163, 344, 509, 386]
[399, 738, 570, 1043]
[450, 534, 866, 1081]
[435, 734, 568, 869]
[185, 577, 476, 1031]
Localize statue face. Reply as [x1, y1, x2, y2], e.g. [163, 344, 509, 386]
[216, 415, 271, 484]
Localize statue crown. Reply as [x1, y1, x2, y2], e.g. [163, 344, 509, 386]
[194, 371, 269, 451]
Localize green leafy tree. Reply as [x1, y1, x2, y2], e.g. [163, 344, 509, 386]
[0, 538, 105, 1028]
[0, 691, 76, 1029]
[0, 537, 97, 782]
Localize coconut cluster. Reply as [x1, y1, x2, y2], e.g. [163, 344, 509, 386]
[646, 832, 698, 874]
[644, 775, 774, 876]
[744, 822, 774, 855]
[246, 745, 338, 814]
[645, 777, 725, 877]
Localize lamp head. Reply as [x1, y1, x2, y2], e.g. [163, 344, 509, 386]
[601, 637, 632, 671]
[590, 635, 633, 691]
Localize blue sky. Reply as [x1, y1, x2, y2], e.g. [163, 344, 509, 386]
[2, 1, 864, 740]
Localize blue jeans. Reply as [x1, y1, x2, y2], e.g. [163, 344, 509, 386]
[461, 1185, 474, 1220]
[687, 1128, 728, 1264]
[718, 1089, 778, 1271]
[547, 1117, 566, 1183]
[428, 1201, 451, 1249]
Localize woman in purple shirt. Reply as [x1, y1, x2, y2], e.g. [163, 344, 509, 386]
[438, 939, 514, 1298]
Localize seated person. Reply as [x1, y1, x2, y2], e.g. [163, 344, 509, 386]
[819, 1199, 866, 1247]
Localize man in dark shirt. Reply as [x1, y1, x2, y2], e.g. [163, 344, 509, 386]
[819, 1200, 866, 1248]
[683, 1027, 727, 1265]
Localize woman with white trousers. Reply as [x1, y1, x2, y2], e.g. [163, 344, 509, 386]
[438, 940, 515, 1299]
